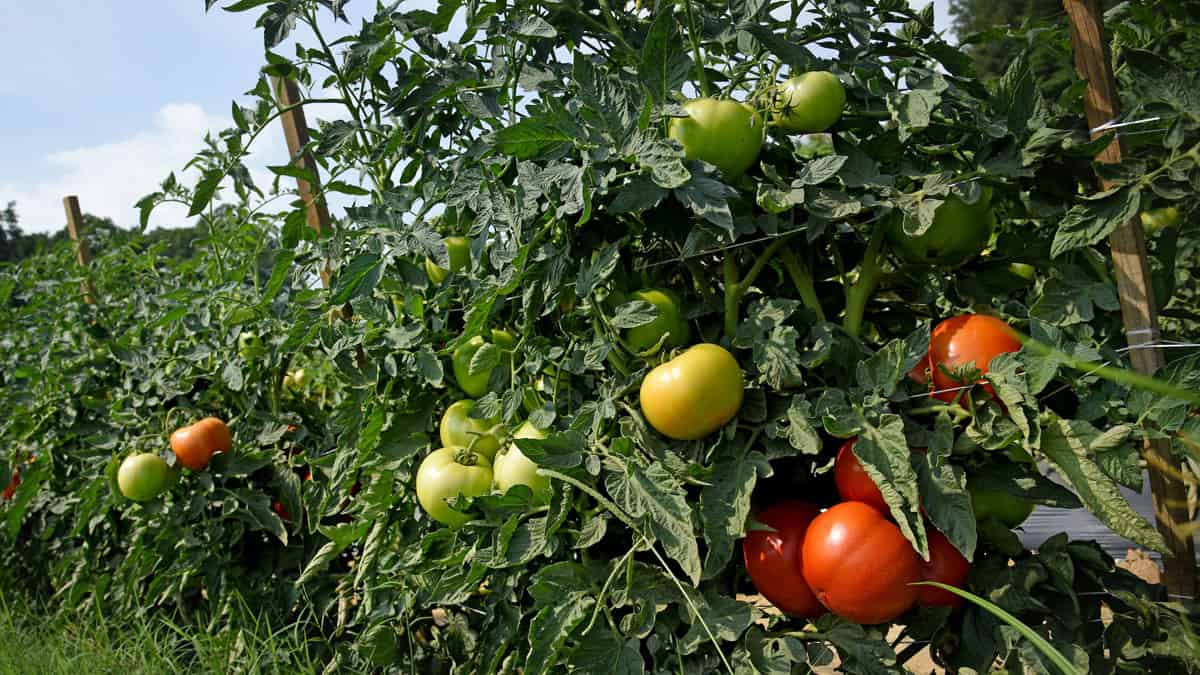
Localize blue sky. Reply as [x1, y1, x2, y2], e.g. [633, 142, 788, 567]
[1, 0, 952, 233]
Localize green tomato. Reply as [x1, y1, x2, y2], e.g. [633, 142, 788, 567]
[1140, 206, 1181, 233]
[415, 447, 493, 528]
[888, 187, 995, 266]
[772, 71, 846, 133]
[439, 399, 505, 460]
[117, 453, 170, 502]
[493, 421, 551, 503]
[624, 288, 691, 354]
[452, 329, 516, 398]
[968, 483, 1034, 529]
[668, 98, 764, 179]
[289, 368, 310, 388]
[425, 236, 471, 284]
[238, 332, 265, 361]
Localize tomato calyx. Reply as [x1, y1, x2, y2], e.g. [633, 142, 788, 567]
[453, 447, 484, 467]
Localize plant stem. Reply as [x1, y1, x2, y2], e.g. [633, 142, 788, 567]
[779, 247, 825, 322]
[723, 254, 741, 338]
[681, 0, 709, 97]
[842, 221, 886, 338]
[723, 235, 794, 338]
[1019, 335, 1200, 405]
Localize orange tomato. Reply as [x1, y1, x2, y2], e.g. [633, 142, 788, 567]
[170, 417, 232, 471]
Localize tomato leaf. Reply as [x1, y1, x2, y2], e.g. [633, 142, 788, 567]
[913, 450, 976, 561]
[1040, 416, 1168, 553]
[699, 447, 770, 579]
[855, 414, 927, 558]
[330, 253, 385, 304]
[605, 461, 701, 585]
[610, 300, 659, 329]
[1050, 188, 1140, 258]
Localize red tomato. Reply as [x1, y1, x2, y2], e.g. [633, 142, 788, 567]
[834, 439, 887, 513]
[742, 501, 825, 618]
[907, 355, 930, 387]
[917, 528, 971, 607]
[1, 471, 19, 501]
[929, 314, 1021, 403]
[801, 502, 921, 624]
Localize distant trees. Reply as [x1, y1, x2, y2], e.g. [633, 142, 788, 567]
[0, 201, 204, 263]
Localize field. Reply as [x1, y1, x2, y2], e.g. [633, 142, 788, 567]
[2, 1, 1199, 673]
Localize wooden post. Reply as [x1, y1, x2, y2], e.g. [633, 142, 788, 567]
[1064, 0, 1197, 598]
[273, 76, 333, 288]
[62, 196, 99, 304]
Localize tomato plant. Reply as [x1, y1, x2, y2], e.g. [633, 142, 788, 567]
[415, 447, 493, 528]
[667, 98, 764, 178]
[169, 417, 232, 471]
[801, 501, 922, 624]
[742, 501, 825, 617]
[2, 0, 1199, 672]
[639, 343, 744, 440]
[439, 399, 505, 459]
[771, 71, 846, 133]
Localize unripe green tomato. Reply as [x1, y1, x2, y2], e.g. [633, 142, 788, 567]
[117, 453, 170, 502]
[425, 236, 471, 284]
[416, 447, 493, 528]
[888, 188, 995, 266]
[1140, 206, 1180, 233]
[640, 343, 744, 440]
[493, 421, 551, 503]
[439, 399, 504, 460]
[772, 71, 846, 133]
[290, 368, 310, 388]
[624, 288, 691, 354]
[238, 332, 265, 361]
[452, 329, 516, 397]
[968, 483, 1034, 529]
[1007, 262, 1036, 282]
[668, 98, 764, 179]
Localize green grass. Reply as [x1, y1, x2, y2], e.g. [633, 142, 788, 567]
[0, 591, 328, 675]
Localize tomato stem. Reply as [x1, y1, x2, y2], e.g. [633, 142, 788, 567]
[1019, 334, 1200, 406]
[779, 247, 826, 322]
[681, 0, 710, 98]
[842, 221, 886, 338]
[723, 235, 793, 338]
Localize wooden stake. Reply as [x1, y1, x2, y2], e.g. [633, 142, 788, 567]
[273, 76, 333, 288]
[62, 196, 99, 304]
[1064, 0, 1197, 598]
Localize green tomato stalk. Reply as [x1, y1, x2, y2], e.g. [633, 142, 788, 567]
[842, 222, 886, 339]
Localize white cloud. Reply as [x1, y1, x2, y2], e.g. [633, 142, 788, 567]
[2, 103, 289, 233]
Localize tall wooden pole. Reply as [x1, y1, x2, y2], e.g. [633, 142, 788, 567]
[62, 196, 99, 304]
[1063, 0, 1197, 598]
[273, 76, 333, 288]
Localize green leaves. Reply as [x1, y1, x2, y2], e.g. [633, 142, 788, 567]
[1050, 188, 1141, 258]
[605, 461, 701, 584]
[1041, 416, 1168, 553]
